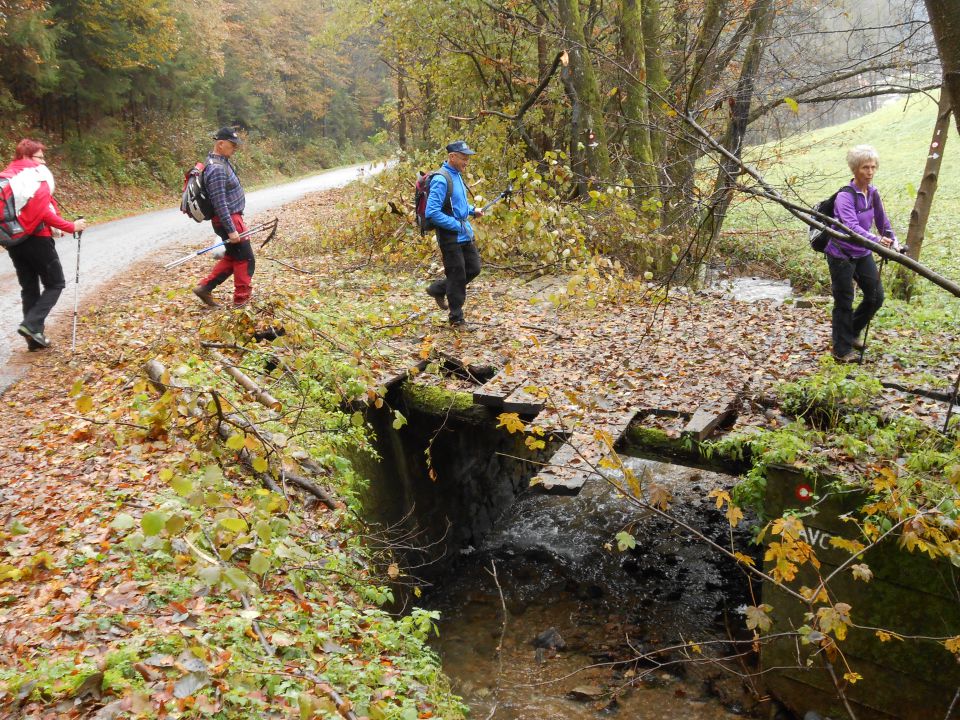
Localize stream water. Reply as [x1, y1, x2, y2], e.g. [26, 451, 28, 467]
[423, 457, 761, 719]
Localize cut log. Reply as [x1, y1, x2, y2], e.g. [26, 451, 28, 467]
[682, 395, 739, 441]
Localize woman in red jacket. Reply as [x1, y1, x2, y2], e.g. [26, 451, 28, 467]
[2, 139, 86, 349]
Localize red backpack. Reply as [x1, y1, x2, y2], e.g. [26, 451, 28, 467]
[0, 173, 27, 248]
[414, 168, 453, 235]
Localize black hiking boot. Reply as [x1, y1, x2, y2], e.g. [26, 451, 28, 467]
[18, 324, 50, 348]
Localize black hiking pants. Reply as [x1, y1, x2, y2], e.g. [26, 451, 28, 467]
[427, 233, 481, 323]
[8, 234, 66, 333]
[827, 253, 883, 356]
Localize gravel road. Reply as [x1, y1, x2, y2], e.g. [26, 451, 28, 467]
[0, 161, 385, 392]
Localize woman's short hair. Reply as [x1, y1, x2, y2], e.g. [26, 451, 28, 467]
[14, 138, 46, 160]
[847, 144, 879, 174]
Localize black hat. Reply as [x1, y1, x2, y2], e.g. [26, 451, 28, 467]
[213, 126, 242, 145]
[446, 140, 476, 155]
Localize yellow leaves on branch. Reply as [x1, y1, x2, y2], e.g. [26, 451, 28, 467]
[708, 489, 744, 528]
[496, 412, 526, 434]
[816, 602, 853, 642]
[945, 636, 960, 656]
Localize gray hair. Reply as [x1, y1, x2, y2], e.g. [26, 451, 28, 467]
[847, 144, 879, 173]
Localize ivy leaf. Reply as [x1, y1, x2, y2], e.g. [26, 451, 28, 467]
[141, 512, 167, 536]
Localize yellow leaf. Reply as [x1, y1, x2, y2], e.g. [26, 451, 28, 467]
[252, 456, 269, 473]
[733, 552, 756, 567]
[843, 672, 862, 684]
[496, 413, 526, 434]
[726, 504, 744, 528]
[76, 395, 94, 414]
[226, 434, 245, 450]
[784, 97, 799, 113]
[945, 636, 960, 655]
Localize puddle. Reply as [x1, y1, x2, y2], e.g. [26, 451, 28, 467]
[425, 457, 762, 719]
[718, 276, 793, 303]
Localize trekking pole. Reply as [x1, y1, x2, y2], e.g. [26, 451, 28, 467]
[163, 218, 278, 270]
[71, 219, 84, 353]
[942, 364, 960, 434]
[858, 255, 887, 364]
[479, 184, 514, 214]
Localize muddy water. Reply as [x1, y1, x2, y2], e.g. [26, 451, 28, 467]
[425, 457, 759, 719]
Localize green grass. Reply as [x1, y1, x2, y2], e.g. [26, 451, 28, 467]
[720, 94, 960, 362]
[723, 94, 960, 288]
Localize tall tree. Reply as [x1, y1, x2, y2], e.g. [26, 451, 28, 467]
[924, 0, 960, 136]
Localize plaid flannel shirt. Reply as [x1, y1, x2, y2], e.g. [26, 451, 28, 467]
[204, 153, 245, 234]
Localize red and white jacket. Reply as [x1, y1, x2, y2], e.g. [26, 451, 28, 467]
[0, 158, 76, 238]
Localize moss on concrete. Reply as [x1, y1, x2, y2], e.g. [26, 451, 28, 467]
[402, 382, 475, 414]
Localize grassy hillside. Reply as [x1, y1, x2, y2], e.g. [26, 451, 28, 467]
[722, 93, 960, 292]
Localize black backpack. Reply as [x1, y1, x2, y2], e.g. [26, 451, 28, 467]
[414, 168, 453, 234]
[0, 175, 27, 248]
[808, 186, 856, 252]
[180, 161, 214, 222]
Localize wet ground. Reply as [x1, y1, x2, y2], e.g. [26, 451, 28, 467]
[426, 457, 763, 719]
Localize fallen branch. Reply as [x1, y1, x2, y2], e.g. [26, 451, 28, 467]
[204, 346, 282, 410]
[282, 470, 337, 510]
[297, 669, 360, 720]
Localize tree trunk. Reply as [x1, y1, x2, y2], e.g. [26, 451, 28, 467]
[925, 0, 960, 137]
[642, 0, 666, 171]
[702, 0, 777, 248]
[619, 0, 658, 201]
[892, 85, 952, 298]
[397, 69, 407, 151]
[556, 0, 610, 193]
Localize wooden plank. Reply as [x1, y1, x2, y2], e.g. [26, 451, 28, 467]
[372, 359, 430, 392]
[472, 371, 524, 408]
[501, 382, 545, 415]
[681, 395, 738, 441]
[533, 442, 602, 494]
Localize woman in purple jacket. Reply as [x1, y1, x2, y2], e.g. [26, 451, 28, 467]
[826, 144, 899, 363]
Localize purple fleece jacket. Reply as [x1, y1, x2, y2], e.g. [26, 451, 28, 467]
[825, 180, 896, 259]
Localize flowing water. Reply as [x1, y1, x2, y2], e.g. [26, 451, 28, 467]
[424, 456, 762, 719]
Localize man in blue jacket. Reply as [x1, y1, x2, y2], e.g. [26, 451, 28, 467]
[425, 140, 484, 326]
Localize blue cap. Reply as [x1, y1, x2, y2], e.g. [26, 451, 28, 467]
[446, 140, 476, 155]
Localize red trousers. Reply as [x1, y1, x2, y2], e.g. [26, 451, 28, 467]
[199, 214, 254, 305]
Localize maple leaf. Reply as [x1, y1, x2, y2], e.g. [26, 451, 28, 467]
[742, 604, 773, 632]
[496, 413, 525, 434]
[850, 563, 873, 582]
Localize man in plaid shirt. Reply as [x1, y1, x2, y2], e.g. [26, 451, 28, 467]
[193, 127, 252, 307]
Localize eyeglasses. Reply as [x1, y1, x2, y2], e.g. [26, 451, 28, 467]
[32, 154, 45, 162]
